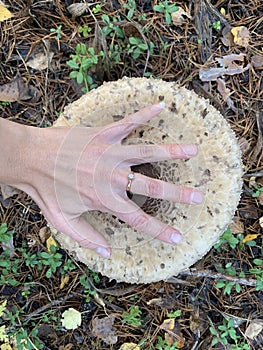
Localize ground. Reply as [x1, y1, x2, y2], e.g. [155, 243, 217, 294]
[0, 1, 262, 349]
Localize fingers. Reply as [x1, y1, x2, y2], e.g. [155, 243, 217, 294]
[130, 173, 203, 204]
[114, 201, 182, 244]
[117, 143, 198, 164]
[55, 216, 111, 259]
[101, 103, 165, 143]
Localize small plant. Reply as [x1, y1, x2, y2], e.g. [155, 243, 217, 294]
[67, 43, 104, 93]
[79, 274, 96, 302]
[92, 4, 102, 14]
[78, 25, 92, 37]
[214, 227, 240, 251]
[0, 101, 11, 110]
[167, 309, 181, 318]
[212, 20, 221, 30]
[210, 318, 249, 349]
[251, 184, 263, 197]
[101, 14, 125, 38]
[122, 305, 142, 327]
[38, 245, 63, 278]
[153, 1, 179, 25]
[155, 336, 179, 350]
[123, 0, 137, 19]
[215, 262, 244, 294]
[249, 258, 263, 291]
[0, 222, 13, 242]
[50, 24, 62, 40]
[127, 37, 154, 59]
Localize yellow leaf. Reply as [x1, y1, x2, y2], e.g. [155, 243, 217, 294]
[0, 325, 8, 343]
[231, 26, 250, 47]
[119, 343, 140, 350]
[220, 8, 226, 16]
[61, 308, 82, 330]
[161, 318, 175, 331]
[0, 3, 12, 22]
[1, 344, 13, 350]
[243, 234, 259, 243]
[46, 236, 58, 251]
[60, 275, 70, 289]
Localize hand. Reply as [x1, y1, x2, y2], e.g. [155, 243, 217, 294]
[17, 103, 203, 258]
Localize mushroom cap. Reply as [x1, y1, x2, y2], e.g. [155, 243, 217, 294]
[52, 77, 243, 284]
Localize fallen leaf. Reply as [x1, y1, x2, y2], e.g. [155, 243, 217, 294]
[46, 236, 58, 251]
[26, 49, 54, 70]
[0, 325, 8, 343]
[0, 300, 7, 317]
[119, 343, 140, 350]
[160, 318, 185, 348]
[231, 26, 250, 47]
[146, 297, 163, 306]
[251, 55, 263, 70]
[91, 316, 117, 345]
[243, 234, 259, 243]
[38, 226, 50, 243]
[0, 2, 12, 22]
[229, 216, 244, 234]
[220, 8, 226, 16]
[61, 308, 82, 330]
[171, 7, 191, 25]
[221, 26, 234, 46]
[67, 3, 90, 16]
[59, 344, 74, 350]
[245, 319, 263, 339]
[60, 275, 70, 289]
[260, 216, 263, 229]
[0, 344, 12, 350]
[217, 78, 236, 112]
[0, 75, 40, 102]
[161, 318, 175, 331]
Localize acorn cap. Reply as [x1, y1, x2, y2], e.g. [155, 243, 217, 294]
[52, 77, 243, 283]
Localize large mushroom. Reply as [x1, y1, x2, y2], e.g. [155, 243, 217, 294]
[51, 77, 243, 284]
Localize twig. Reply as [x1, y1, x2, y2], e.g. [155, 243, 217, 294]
[178, 269, 257, 287]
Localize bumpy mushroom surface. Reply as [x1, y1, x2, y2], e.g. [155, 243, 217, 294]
[52, 77, 243, 284]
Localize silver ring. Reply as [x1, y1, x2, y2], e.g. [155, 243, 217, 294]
[126, 171, 135, 192]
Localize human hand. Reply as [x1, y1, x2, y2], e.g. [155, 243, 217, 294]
[19, 103, 203, 258]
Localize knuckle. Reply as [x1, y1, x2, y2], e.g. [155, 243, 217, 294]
[138, 145, 154, 159]
[145, 179, 163, 197]
[130, 214, 149, 229]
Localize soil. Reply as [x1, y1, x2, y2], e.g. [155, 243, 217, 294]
[0, 1, 262, 349]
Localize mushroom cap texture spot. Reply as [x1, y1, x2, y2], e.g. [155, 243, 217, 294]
[51, 77, 243, 284]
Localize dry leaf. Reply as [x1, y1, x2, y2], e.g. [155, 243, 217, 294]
[0, 2, 12, 22]
[251, 55, 263, 69]
[161, 318, 175, 331]
[0, 75, 40, 102]
[245, 319, 263, 339]
[46, 236, 58, 251]
[67, 3, 90, 16]
[146, 297, 163, 306]
[60, 275, 70, 289]
[59, 344, 74, 350]
[217, 78, 236, 111]
[0, 344, 12, 350]
[171, 7, 191, 25]
[243, 234, 259, 243]
[61, 308, 82, 330]
[231, 26, 250, 47]
[229, 216, 244, 234]
[259, 216, 263, 229]
[27, 50, 54, 70]
[221, 26, 233, 46]
[91, 316, 117, 345]
[38, 226, 50, 243]
[119, 343, 140, 350]
[160, 318, 185, 348]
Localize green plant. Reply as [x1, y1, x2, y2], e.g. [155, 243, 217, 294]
[79, 274, 96, 302]
[0, 101, 11, 110]
[214, 227, 256, 251]
[92, 4, 102, 14]
[50, 24, 62, 39]
[123, 0, 137, 19]
[78, 25, 92, 37]
[38, 245, 63, 278]
[155, 336, 179, 350]
[122, 305, 142, 327]
[251, 184, 263, 197]
[101, 14, 125, 38]
[215, 262, 244, 294]
[0, 222, 13, 242]
[167, 309, 181, 318]
[127, 37, 154, 59]
[153, 1, 179, 25]
[249, 258, 263, 291]
[210, 318, 249, 349]
[67, 43, 104, 93]
[212, 20, 221, 30]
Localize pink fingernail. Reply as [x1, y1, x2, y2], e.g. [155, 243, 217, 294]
[151, 102, 165, 111]
[182, 144, 198, 156]
[96, 246, 111, 258]
[170, 232, 182, 244]
[190, 191, 203, 204]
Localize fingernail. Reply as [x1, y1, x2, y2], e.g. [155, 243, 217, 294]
[151, 102, 165, 111]
[190, 191, 203, 204]
[170, 232, 182, 244]
[96, 246, 111, 259]
[182, 144, 198, 157]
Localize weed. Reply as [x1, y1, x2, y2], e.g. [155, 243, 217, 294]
[154, 1, 179, 25]
[251, 184, 263, 197]
[38, 245, 63, 278]
[67, 43, 104, 93]
[0, 101, 11, 110]
[210, 318, 249, 349]
[249, 258, 263, 291]
[123, 0, 137, 19]
[122, 305, 142, 327]
[78, 25, 92, 37]
[101, 14, 124, 39]
[155, 336, 179, 350]
[214, 227, 256, 251]
[127, 37, 154, 59]
[0, 222, 13, 242]
[50, 24, 62, 40]
[167, 309, 181, 318]
[215, 262, 244, 294]
[79, 274, 96, 302]
[92, 4, 102, 14]
[212, 20, 221, 30]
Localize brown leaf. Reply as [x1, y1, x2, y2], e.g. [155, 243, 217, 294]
[91, 316, 117, 345]
[251, 55, 263, 69]
[245, 319, 263, 339]
[171, 7, 191, 26]
[231, 26, 250, 47]
[0, 75, 40, 102]
[67, 3, 90, 16]
[229, 216, 244, 234]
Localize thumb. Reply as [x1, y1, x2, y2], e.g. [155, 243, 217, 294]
[59, 216, 111, 259]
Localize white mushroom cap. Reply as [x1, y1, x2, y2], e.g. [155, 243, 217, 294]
[51, 77, 243, 284]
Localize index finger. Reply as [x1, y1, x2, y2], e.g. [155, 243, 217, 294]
[100, 103, 165, 143]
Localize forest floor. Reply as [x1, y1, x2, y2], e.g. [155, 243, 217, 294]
[0, 1, 262, 349]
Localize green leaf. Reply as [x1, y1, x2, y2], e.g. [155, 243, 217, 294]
[77, 71, 84, 84]
[253, 259, 263, 266]
[153, 5, 165, 13]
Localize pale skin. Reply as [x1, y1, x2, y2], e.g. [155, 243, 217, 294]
[0, 103, 203, 258]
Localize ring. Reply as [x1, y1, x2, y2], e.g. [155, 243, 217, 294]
[126, 171, 135, 192]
